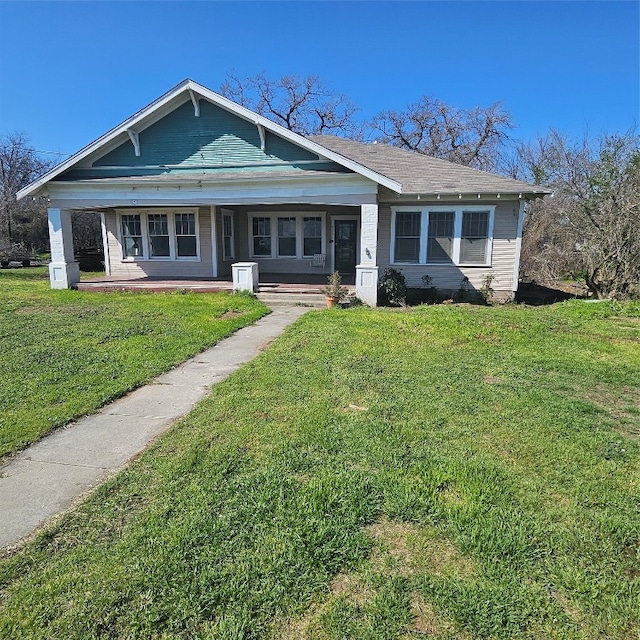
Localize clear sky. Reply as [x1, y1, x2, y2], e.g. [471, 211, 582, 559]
[0, 0, 638, 161]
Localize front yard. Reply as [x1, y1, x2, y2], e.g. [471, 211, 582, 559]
[0, 267, 268, 459]
[0, 294, 639, 638]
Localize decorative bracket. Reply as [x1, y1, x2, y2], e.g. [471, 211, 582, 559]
[126, 129, 140, 157]
[256, 123, 266, 152]
[189, 89, 200, 117]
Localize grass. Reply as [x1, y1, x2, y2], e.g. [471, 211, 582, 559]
[0, 298, 639, 639]
[0, 267, 268, 458]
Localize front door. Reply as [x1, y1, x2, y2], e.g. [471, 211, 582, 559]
[334, 220, 358, 274]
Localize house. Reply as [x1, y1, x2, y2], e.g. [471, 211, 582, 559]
[18, 79, 549, 305]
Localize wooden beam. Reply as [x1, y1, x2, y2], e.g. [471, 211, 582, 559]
[256, 123, 266, 152]
[189, 89, 200, 117]
[126, 129, 140, 157]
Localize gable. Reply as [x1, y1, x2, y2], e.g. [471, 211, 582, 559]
[89, 100, 319, 171]
[19, 79, 402, 198]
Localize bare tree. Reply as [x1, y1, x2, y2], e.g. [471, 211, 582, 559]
[369, 97, 514, 172]
[220, 72, 362, 138]
[0, 133, 52, 254]
[517, 130, 640, 298]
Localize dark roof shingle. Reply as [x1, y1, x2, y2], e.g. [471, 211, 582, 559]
[309, 135, 549, 196]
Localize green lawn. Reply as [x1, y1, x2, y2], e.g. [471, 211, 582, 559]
[1, 299, 639, 639]
[0, 267, 268, 458]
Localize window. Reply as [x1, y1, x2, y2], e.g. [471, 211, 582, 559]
[148, 214, 170, 257]
[249, 212, 325, 259]
[460, 211, 489, 264]
[391, 206, 494, 266]
[175, 213, 197, 257]
[222, 212, 234, 260]
[394, 212, 421, 263]
[427, 211, 454, 262]
[117, 209, 199, 261]
[121, 215, 143, 258]
[252, 217, 272, 256]
[303, 217, 322, 257]
[278, 217, 297, 257]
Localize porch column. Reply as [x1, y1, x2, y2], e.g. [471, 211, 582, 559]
[356, 203, 379, 306]
[512, 200, 527, 295]
[47, 208, 79, 289]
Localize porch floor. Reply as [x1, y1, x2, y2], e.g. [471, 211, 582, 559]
[76, 273, 356, 300]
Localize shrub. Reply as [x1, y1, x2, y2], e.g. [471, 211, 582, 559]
[379, 267, 407, 306]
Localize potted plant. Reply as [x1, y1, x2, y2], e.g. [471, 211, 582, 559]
[321, 271, 348, 308]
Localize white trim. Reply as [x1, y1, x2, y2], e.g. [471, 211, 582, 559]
[126, 129, 140, 157]
[221, 208, 235, 261]
[391, 205, 495, 267]
[247, 211, 326, 260]
[210, 205, 218, 277]
[115, 207, 200, 262]
[100, 211, 111, 276]
[18, 79, 402, 200]
[189, 89, 200, 117]
[512, 200, 526, 290]
[43, 172, 377, 209]
[256, 123, 266, 152]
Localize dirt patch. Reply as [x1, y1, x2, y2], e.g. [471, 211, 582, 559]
[271, 518, 474, 638]
[550, 589, 583, 626]
[399, 593, 470, 639]
[270, 573, 372, 639]
[219, 310, 244, 319]
[516, 281, 586, 305]
[579, 383, 640, 439]
[366, 517, 475, 579]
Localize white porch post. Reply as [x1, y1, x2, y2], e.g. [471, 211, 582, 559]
[47, 208, 79, 289]
[356, 203, 379, 306]
[210, 205, 218, 277]
[512, 200, 527, 294]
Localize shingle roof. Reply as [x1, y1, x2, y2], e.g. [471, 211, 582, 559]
[309, 135, 549, 196]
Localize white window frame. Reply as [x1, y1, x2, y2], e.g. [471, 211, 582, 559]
[247, 212, 326, 259]
[221, 210, 235, 261]
[116, 208, 201, 262]
[391, 205, 494, 267]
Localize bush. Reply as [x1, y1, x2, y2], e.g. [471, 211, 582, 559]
[379, 267, 407, 306]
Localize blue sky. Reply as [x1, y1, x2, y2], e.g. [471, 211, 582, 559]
[0, 1, 638, 161]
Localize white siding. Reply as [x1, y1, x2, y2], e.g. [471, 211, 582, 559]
[105, 207, 214, 278]
[378, 199, 519, 294]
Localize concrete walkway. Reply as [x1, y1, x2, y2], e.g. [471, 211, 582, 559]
[0, 306, 309, 550]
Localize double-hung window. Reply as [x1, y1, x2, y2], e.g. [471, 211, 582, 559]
[392, 206, 493, 266]
[427, 211, 455, 262]
[121, 214, 143, 258]
[303, 216, 322, 257]
[460, 211, 490, 264]
[252, 217, 272, 257]
[148, 214, 170, 257]
[394, 212, 421, 263]
[249, 212, 325, 259]
[277, 217, 297, 257]
[175, 213, 197, 257]
[118, 209, 200, 261]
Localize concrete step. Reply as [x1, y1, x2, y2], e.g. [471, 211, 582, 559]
[257, 292, 327, 308]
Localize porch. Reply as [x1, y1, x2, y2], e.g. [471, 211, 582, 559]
[76, 272, 357, 307]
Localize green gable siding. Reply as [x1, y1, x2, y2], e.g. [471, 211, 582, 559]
[93, 100, 318, 168]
